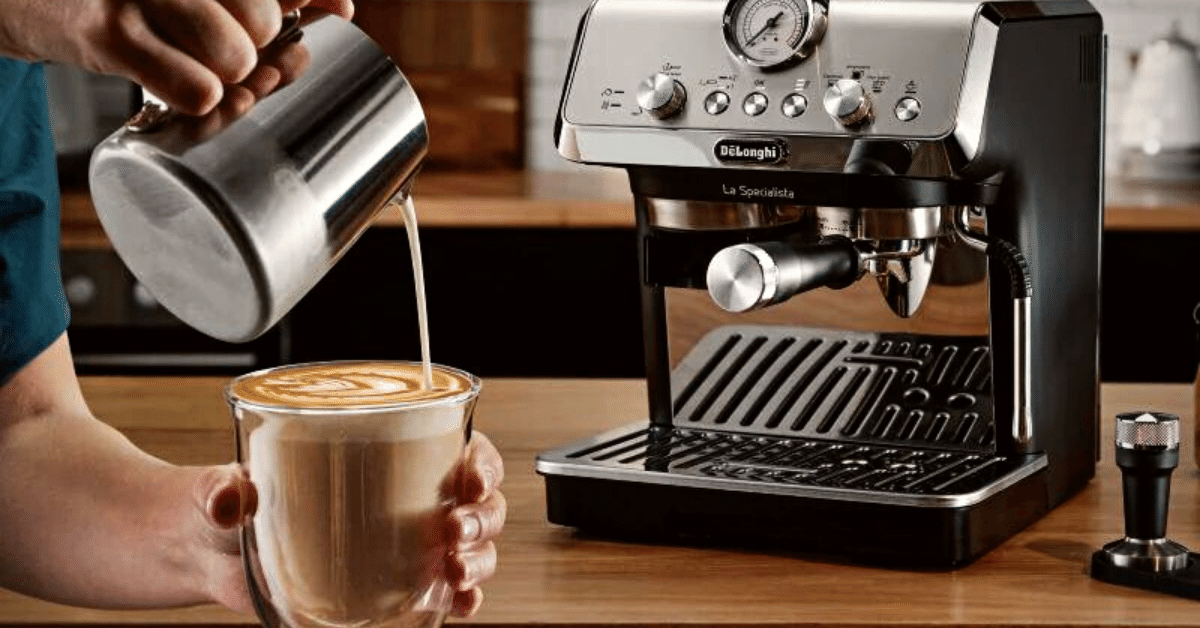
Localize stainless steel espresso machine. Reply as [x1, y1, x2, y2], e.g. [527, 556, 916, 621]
[536, 0, 1105, 566]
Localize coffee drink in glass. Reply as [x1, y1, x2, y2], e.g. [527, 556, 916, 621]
[227, 360, 480, 628]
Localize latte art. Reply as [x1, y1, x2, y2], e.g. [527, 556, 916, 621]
[232, 362, 474, 409]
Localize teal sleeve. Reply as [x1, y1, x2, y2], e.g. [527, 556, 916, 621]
[0, 59, 71, 385]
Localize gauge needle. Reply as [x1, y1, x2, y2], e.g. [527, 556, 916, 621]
[746, 11, 785, 48]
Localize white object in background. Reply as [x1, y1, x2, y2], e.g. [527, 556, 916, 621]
[1119, 26, 1200, 181]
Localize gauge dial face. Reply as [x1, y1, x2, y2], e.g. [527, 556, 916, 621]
[724, 0, 810, 68]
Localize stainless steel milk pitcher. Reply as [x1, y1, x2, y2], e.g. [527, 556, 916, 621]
[89, 13, 428, 343]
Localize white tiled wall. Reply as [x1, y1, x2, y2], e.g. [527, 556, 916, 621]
[526, 0, 1200, 172]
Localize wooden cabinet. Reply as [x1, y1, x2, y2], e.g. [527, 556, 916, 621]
[353, 0, 529, 169]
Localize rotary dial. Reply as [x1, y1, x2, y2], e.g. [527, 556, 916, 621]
[724, 0, 824, 69]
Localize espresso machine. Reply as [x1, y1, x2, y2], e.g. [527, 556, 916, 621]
[535, 0, 1105, 566]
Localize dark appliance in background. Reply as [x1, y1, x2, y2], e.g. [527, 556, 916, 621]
[537, 0, 1105, 566]
[62, 250, 287, 375]
[63, 227, 646, 378]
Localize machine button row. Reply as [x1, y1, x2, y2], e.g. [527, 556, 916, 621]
[701, 89, 920, 123]
[704, 91, 809, 118]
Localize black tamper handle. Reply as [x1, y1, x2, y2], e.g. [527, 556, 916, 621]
[1115, 411, 1181, 541]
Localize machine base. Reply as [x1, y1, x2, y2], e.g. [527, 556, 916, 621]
[540, 440, 1050, 568]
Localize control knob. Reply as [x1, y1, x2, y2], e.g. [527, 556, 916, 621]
[637, 73, 687, 120]
[823, 78, 871, 127]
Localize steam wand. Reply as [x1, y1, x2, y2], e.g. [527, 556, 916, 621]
[952, 207, 1033, 453]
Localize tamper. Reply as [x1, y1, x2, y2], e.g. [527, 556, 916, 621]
[1100, 412, 1188, 571]
[1091, 411, 1200, 600]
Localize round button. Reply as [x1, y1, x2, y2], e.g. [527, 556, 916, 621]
[637, 73, 687, 119]
[823, 78, 871, 127]
[895, 97, 921, 122]
[705, 91, 731, 115]
[743, 92, 769, 117]
[782, 93, 808, 118]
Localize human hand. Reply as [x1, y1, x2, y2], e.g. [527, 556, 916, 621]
[0, 0, 352, 115]
[191, 432, 506, 617]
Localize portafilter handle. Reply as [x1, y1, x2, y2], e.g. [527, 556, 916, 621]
[706, 238, 861, 313]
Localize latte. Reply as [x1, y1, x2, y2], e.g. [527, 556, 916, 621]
[230, 361, 475, 410]
[232, 361, 478, 628]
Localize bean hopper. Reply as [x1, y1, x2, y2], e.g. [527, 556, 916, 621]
[535, 0, 1105, 566]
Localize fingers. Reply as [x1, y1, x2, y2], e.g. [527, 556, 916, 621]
[450, 588, 484, 618]
[143, 0, 258, 85]
[195, 463, 257, 529]
[281, 0, 355, 20]
[99, 0, 317, 115]
[104, 3, 225, 115]
[314, 0, 355, 20]
[458, 433, 505, 503]
[217, 0, 284, 48]
[446, 490, 506, 547]
[445, 542, 497, 592]
[256, 38, 312, 91]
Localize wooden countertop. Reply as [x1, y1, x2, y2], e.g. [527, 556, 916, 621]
[58, 171, 1200, 248]
[3, 378, 1200, 626]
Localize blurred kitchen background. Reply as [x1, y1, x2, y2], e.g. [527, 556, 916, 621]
[48, 0, 1200, 382]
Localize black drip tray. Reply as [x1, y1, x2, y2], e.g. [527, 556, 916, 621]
[671, 325, 996, 452]
[549, 426, 1033, 501]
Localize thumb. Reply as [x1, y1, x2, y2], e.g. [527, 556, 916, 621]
[194, 463, 258, 530]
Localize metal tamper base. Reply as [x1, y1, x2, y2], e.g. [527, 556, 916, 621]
[1103, 412, 1188, 571]
[1091, 412, 1200, 600]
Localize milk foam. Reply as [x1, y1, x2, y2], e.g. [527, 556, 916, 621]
[231, 362, 474, 410]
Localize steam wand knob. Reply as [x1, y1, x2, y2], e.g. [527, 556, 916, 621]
[1101, 411, 1190, 572]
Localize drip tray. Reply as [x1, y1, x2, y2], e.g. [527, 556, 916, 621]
[538, 325, 1044, 509]
[537, 424, 1044, 508]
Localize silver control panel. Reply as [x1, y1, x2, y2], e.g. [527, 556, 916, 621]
[561, 0, 984, 140]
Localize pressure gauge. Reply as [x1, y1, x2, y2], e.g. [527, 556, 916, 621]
[723, 0, 826, 69]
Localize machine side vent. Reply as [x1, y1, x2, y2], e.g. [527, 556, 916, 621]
[671, 326, 996, 452]
[1080, 33, 1101, 85]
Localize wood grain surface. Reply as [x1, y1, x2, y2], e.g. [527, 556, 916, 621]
[354, 0, 529, 170]
[1, 378, 1199, 627]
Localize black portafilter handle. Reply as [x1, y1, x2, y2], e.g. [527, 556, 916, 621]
[706, 237, 861, 313]
[1115, 411, 1181, 541]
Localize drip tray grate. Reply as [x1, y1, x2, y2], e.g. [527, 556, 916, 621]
[537, 326, 1043, 508]
[671, 326, 997, 452]
[540, 425, 1040, 503]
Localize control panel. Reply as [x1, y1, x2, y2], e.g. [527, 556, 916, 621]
[561, 0, 983, 139]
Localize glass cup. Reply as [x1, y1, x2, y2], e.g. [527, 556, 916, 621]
[227, 361, 480, 628]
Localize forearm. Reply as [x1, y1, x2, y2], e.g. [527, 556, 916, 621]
[0, 407, 212, 608]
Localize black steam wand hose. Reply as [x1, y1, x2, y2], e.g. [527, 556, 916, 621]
[953, 206, 1033, 453]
